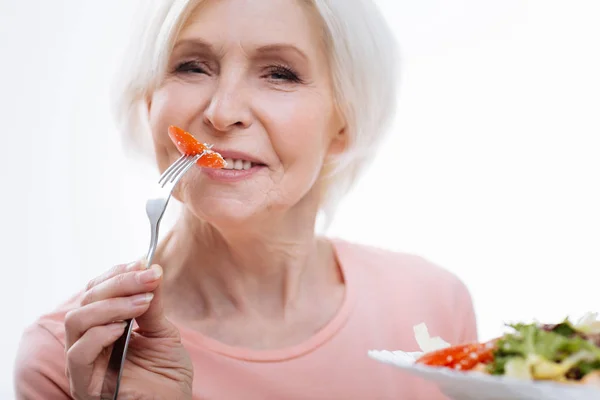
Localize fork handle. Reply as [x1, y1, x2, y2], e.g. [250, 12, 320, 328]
[145, 222, 159, 267]
[101, 232, 158, 399]
[101, 319, 135, 399]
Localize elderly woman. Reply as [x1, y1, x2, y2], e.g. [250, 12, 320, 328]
[14, 0, 477, 399]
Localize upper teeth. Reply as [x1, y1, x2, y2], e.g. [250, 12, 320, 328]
[223, 158, 253, 170]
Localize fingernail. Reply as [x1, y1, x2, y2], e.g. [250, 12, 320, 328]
[132, 293, 154, 306]
[137, 265, 162, 283]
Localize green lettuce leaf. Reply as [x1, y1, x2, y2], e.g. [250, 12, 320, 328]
[487, 322, 600, 379]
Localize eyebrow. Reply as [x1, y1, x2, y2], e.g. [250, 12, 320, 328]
[172, 38, 215, 55]
[172, 39, 308, 62]
[254, 44, 309, 62]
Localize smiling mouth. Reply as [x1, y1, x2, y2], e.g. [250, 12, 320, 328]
[222, 158, 266, 170]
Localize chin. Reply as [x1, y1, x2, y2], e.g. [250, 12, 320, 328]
[188, 197, 265, 227]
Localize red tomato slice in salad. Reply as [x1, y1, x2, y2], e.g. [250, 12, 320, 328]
[416, 341, 496, 371]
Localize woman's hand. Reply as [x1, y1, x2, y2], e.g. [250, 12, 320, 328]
[64, 261, 193, 400]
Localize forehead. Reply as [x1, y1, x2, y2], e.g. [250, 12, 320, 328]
[178, 0, 323, 55]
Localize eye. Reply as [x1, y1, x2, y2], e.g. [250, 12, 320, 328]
[263, 65, 302, 83]
[175, 60, 209, 75]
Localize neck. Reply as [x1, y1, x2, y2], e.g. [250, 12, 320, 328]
[156, 198, 339, 322]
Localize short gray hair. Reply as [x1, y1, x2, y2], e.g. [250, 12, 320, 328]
[112, 0, 400, 223]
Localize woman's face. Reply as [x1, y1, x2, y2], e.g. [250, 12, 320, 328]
[148, 0, 345, 224]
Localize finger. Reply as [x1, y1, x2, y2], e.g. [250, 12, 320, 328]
[66, 322, 128, 396]
[81, 264, 162, 306]
[65, 293, 154, 349]
[84, 260, 145, 292]
[135, 266, 176, 338]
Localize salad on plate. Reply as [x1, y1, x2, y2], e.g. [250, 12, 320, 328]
[414, 313, 600, 386]
[368, 313, 600, 400]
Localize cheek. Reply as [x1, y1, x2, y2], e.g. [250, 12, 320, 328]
[251, 91, 337, 208]
[256, 91, 334, 170]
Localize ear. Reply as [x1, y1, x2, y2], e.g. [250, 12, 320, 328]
[326, 100, 348, 156]
[145, 93, 153, 113]
[326, 125, 348, 156]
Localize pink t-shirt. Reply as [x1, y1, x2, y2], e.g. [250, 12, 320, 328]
[14, 239, 478, 399]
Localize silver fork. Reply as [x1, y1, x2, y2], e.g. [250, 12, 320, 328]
[100, 150, 208, 399]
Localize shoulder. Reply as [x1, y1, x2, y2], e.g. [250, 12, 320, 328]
[332, 238, 478, 344]
[14, 294, 82, 399]
[333, 238, 465, 290]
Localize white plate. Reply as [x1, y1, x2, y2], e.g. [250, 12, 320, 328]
[368, 349, 600, 400]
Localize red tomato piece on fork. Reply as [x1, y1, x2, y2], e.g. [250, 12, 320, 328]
[198, 152, 227, 169]
[168, 125, 208, 155]
[167, 125, 226, 169]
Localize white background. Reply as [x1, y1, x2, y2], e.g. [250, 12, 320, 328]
[1, 0, 599, 398]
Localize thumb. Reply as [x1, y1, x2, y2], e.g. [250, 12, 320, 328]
[134, 265, 176, 337]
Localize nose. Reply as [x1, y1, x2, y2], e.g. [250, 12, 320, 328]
[203, 79, 252, 133]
